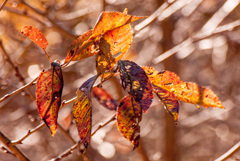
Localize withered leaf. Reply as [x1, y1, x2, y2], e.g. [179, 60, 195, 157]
[36, 61, 63, 136]
[153, 85, 179, 124]
[21, 26, 48, 50]
[117, 95, 142, 149]
[92, 86, 117, 111]
[143, 66, 224, 109]
[72, 76, 96, 149]
[64, 30, 99, 63]
[118, 60, 153, 112]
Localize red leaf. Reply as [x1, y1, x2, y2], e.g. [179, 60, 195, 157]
[143, 67, 224, 108]
[153, 85, 179, 124]
[21, 26, 48, 50]
[117, 95, 142, 149]
[92, 8, 146, 38]
[92, 87, 117, 110]
[36, 61, 63, 136]
[72, 76, 96, 149]
[64, 30, 99, 63]
[118, 60, 153, 112]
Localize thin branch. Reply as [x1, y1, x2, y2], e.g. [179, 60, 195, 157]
[214, 141, 240, 161]
[153, 0, 240, 64]
[50, 114, 116, 161]
[152, 19, 240, 64]
[10, 122, 45, 145]
[0, 131, 30, 161]
[0, 40, 35, 100]
[0, 77, 37, 103]
[0, 0, 8, 11]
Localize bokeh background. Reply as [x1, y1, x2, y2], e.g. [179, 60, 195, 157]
[1, 0, 240, 161]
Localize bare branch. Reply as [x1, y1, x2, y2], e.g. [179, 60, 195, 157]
[50, 114, 116, 161]
[0, 131, 30, 161]
[0, 0, 8, 11]
[0, 77, 37, 103]
[0, 146, 15, 157]
[10, 122, 45, 145]
[153, 0, 240, 64]
[0, 40, 35, 100]
[214, 141, 240, 161]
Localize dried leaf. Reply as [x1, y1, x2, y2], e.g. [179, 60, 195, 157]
[64, 30, 99, 63]
[21, 26, 48, 50]
[118, 60, 153, 112]
[92, 8, 146, 38]
[72, 76, 96, 149]
[36, 61, 63, 136]
[92, 87, 117, 110]
[143, 67, 224, 108]
[153, 85, 179, 124]
[117, 95, 142, 149]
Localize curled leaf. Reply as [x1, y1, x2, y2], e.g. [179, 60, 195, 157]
[118, 60, 153, 112]
[21, 26, 48, 50]
[73, 76, 96, 149]
[36, 61, 63, 136]
[92, 8, 146, 38]
[143, 67, 224, 108]
[92, 87, 117, 110]
[117, 95, 142, 149]
[64, 30, 99, 63]
[153, 85, 179, 124]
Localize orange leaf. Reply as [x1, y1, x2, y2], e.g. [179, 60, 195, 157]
[117, 95, 142, 149]
[92, 8, 146, 38]
[36, 61, 63, 136]
[21, 26, 48, 50]
[118, 60, 153, 112]
[92, 87, 117, 110]
[143, 67, 224, 108]
[153, 85, 179, 124]
[64, 30, 99, 63]
[73, 76, 96, 149]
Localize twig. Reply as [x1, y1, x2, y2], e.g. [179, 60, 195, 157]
[152, 19, 240, 64]
[134, 2, 169, 33]
[0, 146, 15, 157]
[10, 122, 45, 145]
[50, 114, 116, 161]
[0, 76, 37, 103]
[0, 40, 35, 101]
[21, 0, 77, 40]
[0, 131, 30, 161]
[214, 141, 240, 161]
[153, 0, 240, 64]
[0, 0, 8, 11]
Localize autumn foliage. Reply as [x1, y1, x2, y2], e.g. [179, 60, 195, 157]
[20, 9, 224, 150]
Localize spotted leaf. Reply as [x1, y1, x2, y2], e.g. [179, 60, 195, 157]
[21, 26, 48, 50]
[117, 95, 142, 149]
[72, 76, 96, 149]
[36, 61, 63, 136]
[118, 60, 153, 112]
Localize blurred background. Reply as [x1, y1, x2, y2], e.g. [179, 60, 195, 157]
[0, 0, 240, 160]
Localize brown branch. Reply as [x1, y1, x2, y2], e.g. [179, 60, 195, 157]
[214, 141, 240, 161]
[0, 131, 30, 161]
[0, 40, 35, 101]
[152, 19, 240, 64]
[0, 0, 8, 11]
[50, 114, 116, 161]
[0, 146, 15, 157]
[21, 0, 77, 40]
[0, 76, 37, 103]
[10, 122, 45, 145]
